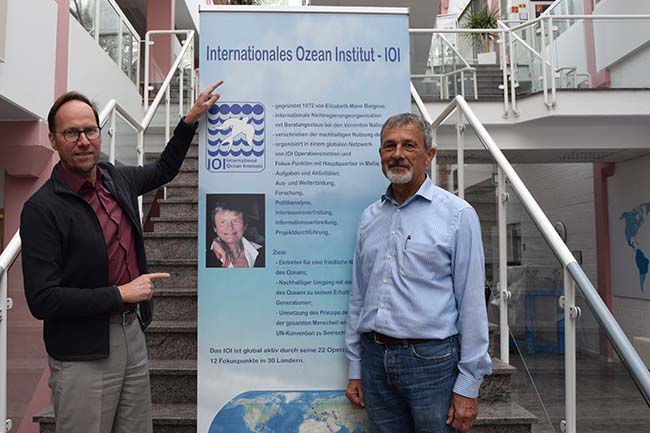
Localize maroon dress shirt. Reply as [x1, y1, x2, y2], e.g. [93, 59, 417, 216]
[57, 165, 139, 308]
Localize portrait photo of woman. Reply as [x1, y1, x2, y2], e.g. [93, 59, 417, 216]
[205, 194, 265, 268]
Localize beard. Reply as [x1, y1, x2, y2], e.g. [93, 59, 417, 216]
[385, 163, 413, 184]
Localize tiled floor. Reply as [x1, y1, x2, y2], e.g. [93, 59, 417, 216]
[507, 348, 650, 433]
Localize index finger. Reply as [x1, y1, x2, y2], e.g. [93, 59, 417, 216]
[145, 272, 171, 280]
[204, 80, 224, 94]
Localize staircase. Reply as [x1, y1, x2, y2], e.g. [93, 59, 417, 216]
[475, 64, 533, 100]
[33, 138, 538, 432]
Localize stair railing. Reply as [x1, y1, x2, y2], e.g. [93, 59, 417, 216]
[0, 29, 196, 432]
[414, 33, 478, 100]
[144, 30, 197, 144]
[412, 88, 650, 433]
[422, 14, 650, 115]
[411, 27, 509, 116]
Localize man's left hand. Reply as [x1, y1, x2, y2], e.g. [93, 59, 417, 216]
[184, 80, 224, 125]
[446, 392, 478, 433]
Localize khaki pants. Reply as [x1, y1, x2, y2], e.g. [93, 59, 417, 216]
[48, 314, 152, 433]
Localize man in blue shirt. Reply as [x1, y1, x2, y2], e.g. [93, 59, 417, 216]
[344, 113, 491, 433]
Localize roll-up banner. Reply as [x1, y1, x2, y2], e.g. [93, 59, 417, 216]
[198, 6, 410, 432]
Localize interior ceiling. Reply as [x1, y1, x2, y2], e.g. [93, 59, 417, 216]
[115, 0, 147, 37]
[310, 0, 438, 74]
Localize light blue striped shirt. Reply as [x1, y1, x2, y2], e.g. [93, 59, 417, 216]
[345, 177, 492, 398]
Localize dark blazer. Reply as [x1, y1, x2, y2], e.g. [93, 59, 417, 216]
[21, 120, 196, 361]
[206, 242, 265, 268]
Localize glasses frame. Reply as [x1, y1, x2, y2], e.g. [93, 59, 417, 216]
[55, 126, 102, 143]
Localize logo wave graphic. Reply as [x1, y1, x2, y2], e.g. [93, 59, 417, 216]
[207, 103, 265, 158]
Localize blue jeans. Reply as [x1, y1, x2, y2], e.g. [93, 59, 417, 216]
[360, 333, 460, 433]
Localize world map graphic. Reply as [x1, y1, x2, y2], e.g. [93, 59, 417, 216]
[620, 203, 650, 292]
[209, 391, 368, 433]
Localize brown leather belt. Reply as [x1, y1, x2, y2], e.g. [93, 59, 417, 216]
[372, 332, 432, 346]
[110, 309, 137, 325]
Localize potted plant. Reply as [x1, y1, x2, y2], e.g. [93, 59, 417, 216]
[461, 5, 499, 64]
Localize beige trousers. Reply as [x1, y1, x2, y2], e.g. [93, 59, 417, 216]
[48, 315, 152, 433]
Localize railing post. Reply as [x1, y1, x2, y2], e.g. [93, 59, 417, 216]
[499, 30, 510, 118]
[460, 70, 465, 98]
[94, 0, 100, 41]
[117, 18, 123, 74]
[165, 85, 171, 144]
[456, 109, 464, 199]
[497, 166, 509, 364]
[508, 27, 519, 116]
[1, 269, 12, 433]
[562, 268, 578, 433]
[539, 18, 552, 108]
[137, 130, 144, 221]
[473, 70, 478, 100]
[144, 34, 153, 110]
[109, 109, 116, 164]
[548, 15, 558, 108]
[179, 68, 184, 120]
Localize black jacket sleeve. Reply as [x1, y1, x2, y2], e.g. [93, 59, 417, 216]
[21, 202, 123, 320]
[122, 119, 197, 196]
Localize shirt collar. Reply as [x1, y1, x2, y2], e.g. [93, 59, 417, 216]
[381, 176, 435, 207]
[56, 163, 101, 193]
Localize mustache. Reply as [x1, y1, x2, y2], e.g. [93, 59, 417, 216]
[387, 160, 411, 169]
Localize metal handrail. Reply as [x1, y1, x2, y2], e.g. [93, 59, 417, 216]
[144, 30, 196, 146]
[412, 89, 650, 432]
[436, 33, 474, 70]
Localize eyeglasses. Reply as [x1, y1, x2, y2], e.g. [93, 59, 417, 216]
[55, 127, 101, 143]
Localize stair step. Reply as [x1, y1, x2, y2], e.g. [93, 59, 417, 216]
[159, 198, 198, 219]
[34, 403, 196, 433]
[479, 358, 516, 402]
[180, 156, 198, 171]
[154, 288, 197, 321]
[150, 359, 196, 404]
[148, 259, 197, 289]
[149, 355, 512, 405]
[144, 233, 197, 260]
[146, 321, 196, 360]
[34, 400, 535, 433]
[164, 182, 198, 199]
[173, 169, 197, 184]
[151, 217, 198, 233]
[472, 401, 537, 433]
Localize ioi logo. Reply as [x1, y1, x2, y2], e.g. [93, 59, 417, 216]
[206, 102, 265, 172]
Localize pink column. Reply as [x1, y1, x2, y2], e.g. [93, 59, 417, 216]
[0, 120, 56, 433]
[583, 0, 610, 88]
[146, 0, 176, 83]
[1, 0, 69, 431]
[593, 162, 615, 359]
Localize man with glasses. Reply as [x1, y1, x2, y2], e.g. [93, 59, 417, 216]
[20, 82, 222, 433]
[344, 113, 491, 433]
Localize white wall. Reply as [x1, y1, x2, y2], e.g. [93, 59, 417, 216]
[0, 0, 57, 120]
[608, 43, 650, 87]
[507, 163, 600, 353]
[593, 0, 650, 75]
[552, 21, 589, 79]
[67, 18, 143, 120]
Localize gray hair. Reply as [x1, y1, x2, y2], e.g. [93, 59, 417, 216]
[380, 113, 435, 150]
